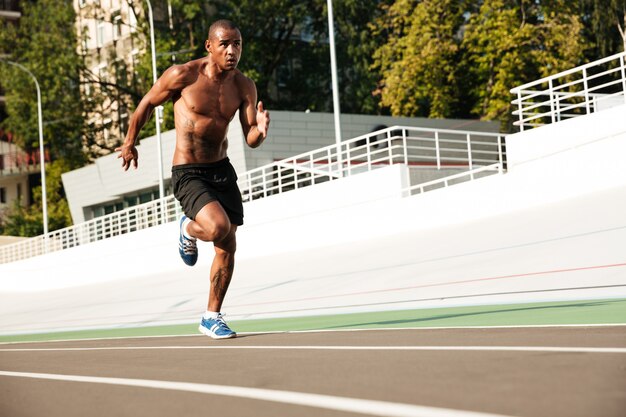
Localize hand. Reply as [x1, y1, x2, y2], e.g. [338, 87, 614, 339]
[115, 144, 139, 171]
[256, 101, 270, 138]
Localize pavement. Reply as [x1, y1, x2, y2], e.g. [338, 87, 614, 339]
[1, 325, 625, 417]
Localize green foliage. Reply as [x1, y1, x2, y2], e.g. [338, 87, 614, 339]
[461, 0, 537, 127]
[371, 0, 588, 129]
[581, 0, 626, 59]
[1, 160, 73, 237]
[216, 0, 330, 111]
[0, 0, 86, 164]
[0, 0, 86, 235]
[333, 0, 388, 114]
[461, 0, 586, 130]
[371, 0, 463, 118]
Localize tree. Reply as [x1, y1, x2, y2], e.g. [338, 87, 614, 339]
[0, 0, 87, 235]
[461, 0, 586, 130]
[331, 0, 388, 114]
[216, 0, 331, 111]
[581, 0, 626, 59]
[1, 160, 73, 237]
[371, 0, 464, 118]
[0, 0, 86, 165]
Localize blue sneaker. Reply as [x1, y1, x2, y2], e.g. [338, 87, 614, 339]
[178, 215, 198, 266]
[199, 314, 237, 339]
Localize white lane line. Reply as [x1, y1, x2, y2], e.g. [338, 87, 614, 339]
[2, 323, 626, 346]
[0, 370, 511, 417]
[1, 345, 625, 353]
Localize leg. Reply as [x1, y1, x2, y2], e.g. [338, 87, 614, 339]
[187, 200, 232, 243]
[185, 201, 237, 310]
[207, 224, 237, 312]
[197, 222, 238, 339]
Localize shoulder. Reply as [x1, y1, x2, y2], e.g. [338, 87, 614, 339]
[161, 60, 201, 88]
[234, 70, 257, 96]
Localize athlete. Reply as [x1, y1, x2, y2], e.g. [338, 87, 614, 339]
[115, 19, 270, 339]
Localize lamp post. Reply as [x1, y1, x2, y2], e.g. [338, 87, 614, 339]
[0, 59, 48, 239]
[326, 0, 342, 175]
[144, 0, 165, 202]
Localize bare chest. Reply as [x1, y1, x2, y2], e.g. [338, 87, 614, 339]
[179, 76, 242, 120]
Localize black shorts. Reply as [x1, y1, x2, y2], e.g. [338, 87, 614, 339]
[171, 158, 244, 226]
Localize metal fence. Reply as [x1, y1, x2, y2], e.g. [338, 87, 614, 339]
[511, 52, 626, 131]
[0, 196, 183, 263]
[240, 126, 505, 201]
[0, 126, 505, 264]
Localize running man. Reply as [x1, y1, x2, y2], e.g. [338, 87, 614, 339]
[115, 19, 270, 339]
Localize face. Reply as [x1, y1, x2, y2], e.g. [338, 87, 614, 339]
[206, 27, 242, 71]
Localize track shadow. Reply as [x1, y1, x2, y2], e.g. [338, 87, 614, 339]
[319, 300, 617, 330]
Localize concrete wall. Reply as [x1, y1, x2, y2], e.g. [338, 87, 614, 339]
[506, 103, 626, 198]
[1, 164, 411, 292]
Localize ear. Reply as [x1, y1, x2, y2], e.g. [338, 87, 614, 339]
[205, 39, 211, 53]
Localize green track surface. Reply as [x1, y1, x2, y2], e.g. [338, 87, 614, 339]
[2, 298, 625, 343]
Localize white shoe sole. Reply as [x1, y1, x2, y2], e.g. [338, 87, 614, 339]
[198, 324, 237, 339]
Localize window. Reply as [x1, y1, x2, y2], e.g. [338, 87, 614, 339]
[92, 207, 105, 218]
[0, 187, 6, 204]
[80, 25, 89, 52]
[103, 118, 112, 143]
[119, 110, 129, 137]
[115, 59, 127, 85]
[129, 7, 137, 33]
[16, 183, 22, 203]
[113, 14, 122, 41]
[124, 195, 139, 207]
[96, 19, 105, 47]
[97, 63, 108, 82]
[139, 192, 153, 204]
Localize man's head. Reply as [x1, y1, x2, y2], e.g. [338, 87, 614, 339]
[206, 20, 242, 71]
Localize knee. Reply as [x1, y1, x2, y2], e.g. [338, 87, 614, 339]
[215, 243, 236, 261]
[196, 221, 231, 243]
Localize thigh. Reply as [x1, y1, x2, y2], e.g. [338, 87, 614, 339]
[194, 200, 231, 234]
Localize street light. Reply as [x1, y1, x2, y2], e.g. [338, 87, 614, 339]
[144, 0, 165, 202]
[0, 58, 48, 239]
[326, 0, 342, 175]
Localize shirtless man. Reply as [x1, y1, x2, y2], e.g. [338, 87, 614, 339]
[115, 20, 270, 339]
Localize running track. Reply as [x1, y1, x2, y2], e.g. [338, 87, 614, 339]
[1, 325, 625, 417]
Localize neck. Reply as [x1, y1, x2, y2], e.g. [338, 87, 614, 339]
[206, 57, 232, 80]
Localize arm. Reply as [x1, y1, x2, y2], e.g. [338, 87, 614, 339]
[115, 65, 191, 170]
[239, 78, 270, 148]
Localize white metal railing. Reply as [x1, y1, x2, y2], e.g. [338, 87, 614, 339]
[239, 126, 505, 201]
[0, 126, 505, 264]
[511, 52, 626, 131]
[0, 196, 183, 264]
[407, 163, 503, 195]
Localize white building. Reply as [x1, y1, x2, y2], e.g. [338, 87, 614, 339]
[74, 0, 156, 151]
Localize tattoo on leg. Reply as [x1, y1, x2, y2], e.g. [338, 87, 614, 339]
[211, 262, 234, 301]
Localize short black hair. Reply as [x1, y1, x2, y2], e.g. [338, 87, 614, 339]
[208, 19, 240, 40]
